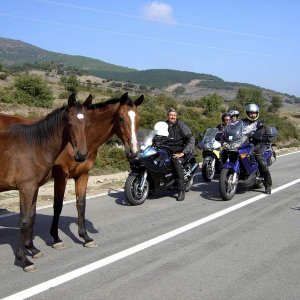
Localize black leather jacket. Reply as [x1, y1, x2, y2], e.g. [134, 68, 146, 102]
[166, 120, 195, 155]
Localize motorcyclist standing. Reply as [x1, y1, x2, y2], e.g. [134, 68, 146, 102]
[166, 108, 195, 201]
[242, 103, 272, 194]
[216, 112, 230, 131]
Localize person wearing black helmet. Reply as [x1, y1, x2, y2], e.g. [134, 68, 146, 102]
[242, 103, 272, 194]
[216, 112, 230, 131]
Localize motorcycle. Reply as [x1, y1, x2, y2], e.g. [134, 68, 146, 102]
[198, 128, 222, 182]
[125, 128, 199, 205]
[219, 120, 277, 200]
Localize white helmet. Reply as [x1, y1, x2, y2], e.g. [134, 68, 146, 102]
[229, 110, 240, 118]
[245, 103, 259, 121]
[154, 121, 169, 137]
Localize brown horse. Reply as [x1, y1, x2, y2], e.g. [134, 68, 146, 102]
[0, 92, 144, 250]
[0, 95, 91, 272]
[0, 112, 36, 127]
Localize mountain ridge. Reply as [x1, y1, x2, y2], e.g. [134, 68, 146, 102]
[0, 37, 297, 101]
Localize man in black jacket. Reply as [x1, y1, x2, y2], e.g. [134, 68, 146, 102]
[166, 108, 195, 201]
[242, 103, 272, 194]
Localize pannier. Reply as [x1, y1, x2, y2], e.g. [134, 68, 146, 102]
[262, 126, 278, 142]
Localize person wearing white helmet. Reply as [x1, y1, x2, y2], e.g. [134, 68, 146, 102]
[166, 108, 195, 201]
[242, 103, 272, 194]
[228, 110, 240, 123]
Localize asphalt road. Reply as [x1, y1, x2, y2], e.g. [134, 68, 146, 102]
[1, 151, 300, 300]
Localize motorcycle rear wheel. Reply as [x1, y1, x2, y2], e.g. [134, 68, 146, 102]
[202, 160, 215, 182]
[219, 168, 238, 200]
[125, 174, 149, 205]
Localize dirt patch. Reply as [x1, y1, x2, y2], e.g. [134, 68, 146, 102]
[0, 172, 128, 215]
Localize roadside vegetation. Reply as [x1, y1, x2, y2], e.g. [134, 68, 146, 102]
[0, 67, 299, 174]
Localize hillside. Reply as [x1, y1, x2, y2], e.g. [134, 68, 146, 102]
[0, 37, 299, 103]
[0, 37, 135, 74]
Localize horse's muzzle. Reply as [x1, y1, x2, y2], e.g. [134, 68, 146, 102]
[74, 151, 87, 162]
[126, 147, 139, 159]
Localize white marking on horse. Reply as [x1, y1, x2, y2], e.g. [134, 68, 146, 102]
[128, 110, 138, 153]
[77, 113, 84, 119]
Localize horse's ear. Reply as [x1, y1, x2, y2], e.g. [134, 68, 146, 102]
[84, 94, 93, 107]
[135, 95, 144, 106]
[120, 92, 128, 104]
[68, 94, 76, 106]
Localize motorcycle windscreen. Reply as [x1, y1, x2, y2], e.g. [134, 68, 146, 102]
[138, 129, 156, 151]
[223, 120, 244, 142]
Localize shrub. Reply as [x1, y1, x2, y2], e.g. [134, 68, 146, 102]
[60, 75, 80, 94]
[92, 144, 129, 174]
[13, 74, 54, 107]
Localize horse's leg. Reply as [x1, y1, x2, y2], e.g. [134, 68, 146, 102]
[25, 188, 44, 259]
[75, 173, 97, 248]
[16, 188, 39, 272]
[50, 174, 67, 250]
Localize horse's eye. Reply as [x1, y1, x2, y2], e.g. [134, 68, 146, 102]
[119, 117, 125, 124]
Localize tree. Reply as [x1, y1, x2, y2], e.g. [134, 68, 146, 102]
[60, 75, 80, 94]
[14, 74, 54, 107]
[236, 87, 265, 109]
[201, 93, 224, 117]
[268, 95, 283, 112]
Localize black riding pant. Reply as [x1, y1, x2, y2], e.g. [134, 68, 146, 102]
[171, 157, 185, 191]
[254, 146, 272, 187]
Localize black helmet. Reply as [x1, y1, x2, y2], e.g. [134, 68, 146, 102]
[245, 103, 259, 121]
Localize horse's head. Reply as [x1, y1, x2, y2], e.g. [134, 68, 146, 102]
[66, 94, 92, 162]
[114, 93, 144, 158]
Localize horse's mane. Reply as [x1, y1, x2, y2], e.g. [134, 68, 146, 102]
[89, 96, 133, 110]
[7, 105, 68, 145]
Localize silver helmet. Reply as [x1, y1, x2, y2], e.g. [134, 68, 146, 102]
[228, 110, 240, 118]
[245, 103, 259, 121]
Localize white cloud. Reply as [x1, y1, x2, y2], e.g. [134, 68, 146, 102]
[141, 2, 175, 23]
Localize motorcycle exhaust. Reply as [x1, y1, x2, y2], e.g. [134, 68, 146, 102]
[190, 163, 199, 175]
[184, 162, 199, 179]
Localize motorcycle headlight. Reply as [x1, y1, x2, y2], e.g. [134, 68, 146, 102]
[204, 142, 215, 149]
[213, 141, 221, 148]
[223, 141, 241, 150]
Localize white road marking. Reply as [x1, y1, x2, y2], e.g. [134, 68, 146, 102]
[2, 177, 300, 300]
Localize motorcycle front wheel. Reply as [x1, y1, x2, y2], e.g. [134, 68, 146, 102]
[202, 160, 215, 182]
[219, 168, 238, 200]
[125, 174, 149, 205]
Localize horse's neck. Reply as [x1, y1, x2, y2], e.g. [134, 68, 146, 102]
[38, 124, 68, 163]
[87, 106, 119, 152]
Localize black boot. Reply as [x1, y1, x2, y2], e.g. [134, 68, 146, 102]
[177, 190, 185, 201]
[265, 185, 271, 194]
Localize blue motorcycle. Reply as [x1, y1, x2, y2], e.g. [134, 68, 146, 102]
[219, 120, 277, 200]
[125, 129, 199, 205]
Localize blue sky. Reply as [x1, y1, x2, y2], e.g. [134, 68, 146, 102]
[0, 0, 299, 96]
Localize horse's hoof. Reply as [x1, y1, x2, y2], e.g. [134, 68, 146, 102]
[33, 251, 44, 259]
[84, 241, 97, 248]
[24, 265, 37, 273]
[52, 242, 66, 250]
